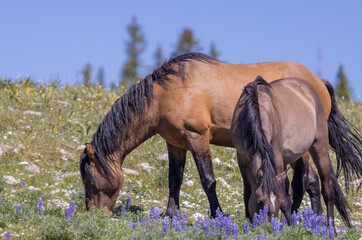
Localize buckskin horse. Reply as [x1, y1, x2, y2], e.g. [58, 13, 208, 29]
[80, 53, 361, 221]
[231, 76, 359, 227]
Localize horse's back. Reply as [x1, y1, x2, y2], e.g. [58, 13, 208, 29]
[154, 59, 330, 150]
[267, 78, 326, 163]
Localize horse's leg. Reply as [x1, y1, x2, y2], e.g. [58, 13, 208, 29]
[309, 142, 334, 226]
[187, 136, 221, 218]
[291, 153, 323, 215]
[291, 156, 307, 213]
[165, 142, 187, 217]
[274, 151, 292, 224]
[237, 152, 252, 220]
[305, 162, 323, 215]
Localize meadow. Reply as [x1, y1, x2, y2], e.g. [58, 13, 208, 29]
[0, 78, 360, 239]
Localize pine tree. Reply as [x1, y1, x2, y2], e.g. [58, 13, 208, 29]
[97, 67, 105, 87]
[154, 45, 165, 68]
[209, 42, 219, 59]
[82, 63, 92, 86]
[174, 28, 201, 56]
[335, 65, 351, 100]
[121, 17, 146, 87]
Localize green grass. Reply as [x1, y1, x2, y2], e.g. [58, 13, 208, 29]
[0, 77, 361, 239]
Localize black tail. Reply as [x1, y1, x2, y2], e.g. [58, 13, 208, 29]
[330, 161, 352, 227]
[324, 80, 362, 190]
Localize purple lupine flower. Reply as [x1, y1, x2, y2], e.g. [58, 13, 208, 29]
[129, 184, 133, 192]
[209, 219, 215, 235]
[6, 232, 11, 240]
[328, 218, 335, 239]
[21, 180, 26, 187]
[223, 216, 233, 237]
[243, 221, 249, 234]
[150, 206, 155, 218]
[236, 209, 241, 218]
[150, 206, 160, 220]
[141, 216, 149, 227]
[193, 218, 201, 233]
[70, 201, 75, 212]
[173, 211, 181, 232]
[129, 220, 137, 229]
[255, 232, 270, 240]
[310, 214, 318, 230]
[142, 216, 151, 226]
[262, 205, 268, 222]
[296, 210, 302, 223]
[302, 208, 314, 229]
[271, 215, 279, 234]
[291, 211, 298, 226]
[353, 225, 357, 232]
[65, 208, 72, 224]
[321, 226, 328, 237]
[1, 195, 4, 199]
[214, 210, 223, 235]
[120, 204, 126, 216]
[181, 211, 187, 232]
[38, 197, 44, 215]
[312, 225, 320, 236]
[318, 213, 326, 227]
[126, 195, 131, 209]
[16, 205, 22, 214]
[201, 217, 211, 236]
[65, 201, 75, 224]
[163, 217, 170, 235]
[252, 213, 260, 229]
[232, 223, 238, 238]
[339, 225, 345, 235]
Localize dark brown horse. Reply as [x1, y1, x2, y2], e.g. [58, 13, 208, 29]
[80, 53, 361, 220]
[231, 76, 359, 227]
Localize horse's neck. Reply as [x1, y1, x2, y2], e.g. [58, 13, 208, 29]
[119, 117, 155, 163]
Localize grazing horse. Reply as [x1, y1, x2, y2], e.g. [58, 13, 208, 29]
[80, 53, 361, 220]
[231, 76, 359, 226]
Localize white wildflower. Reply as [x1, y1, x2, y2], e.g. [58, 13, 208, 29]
[185, 180, 194, 187]
[212, 157, 222, 165]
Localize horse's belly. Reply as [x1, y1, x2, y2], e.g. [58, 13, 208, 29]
[282, 132, 315, 164]
[210, 128, 234, 147]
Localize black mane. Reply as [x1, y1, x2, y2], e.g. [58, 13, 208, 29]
[236, 76, 279, 194]
[81, 53, 217, 179]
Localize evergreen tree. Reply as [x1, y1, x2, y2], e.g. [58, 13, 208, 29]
[174, 28, 201, 56]
[335, 65, 351, 100]
[209, 42, 219, 59]
[154, 45, 165, 68]
[82, 63, 92, 86]
[121, 17, 146, 87]
[97, 67, 105, 87]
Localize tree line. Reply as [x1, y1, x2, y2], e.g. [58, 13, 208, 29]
[82, 17, 352, 100]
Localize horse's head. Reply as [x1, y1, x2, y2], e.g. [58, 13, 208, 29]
[249, 167, 292, 222]
[80, 143, 124, 215]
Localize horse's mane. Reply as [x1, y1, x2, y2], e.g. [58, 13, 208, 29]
[236, 76, 280, 194]
[81, 53, 217, 179]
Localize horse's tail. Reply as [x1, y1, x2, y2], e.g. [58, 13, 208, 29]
[323, 80, 362, 190]
[330, 161, 352, 227]
[238, 76, 279, 194]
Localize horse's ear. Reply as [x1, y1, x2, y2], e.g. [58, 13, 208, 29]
[276, 167, 291, 182]
[85, 143, 96, 159]
[257, 168, 264, 183]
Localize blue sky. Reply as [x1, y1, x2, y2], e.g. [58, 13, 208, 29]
[1, 1, 361, 99]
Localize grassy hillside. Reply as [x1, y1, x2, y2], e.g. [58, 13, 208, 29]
[0, 78, 360, 239]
